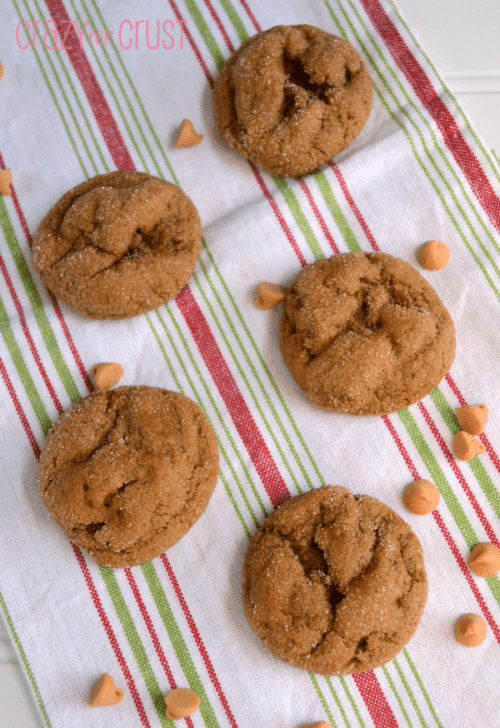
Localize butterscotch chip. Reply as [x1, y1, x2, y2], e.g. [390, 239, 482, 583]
[0, 61, 3, 80]
[456, 404, 488, 435]
[88, 673, 123, 707]
[300, 723, 332, 728]
[92, 362, 124, 390]
[468, 543, 500, 577]
[32, 171, 202, 320]
[403, 480, 440, 515]
[256, 282, 287, 309]
[455, 614, 487, 646]
[243, 486, 428, 675]
[165, 688, 200, 720]
[38, 386, 219, 568]
[452, 431, 486, 461]
[0, 169, 12, 195]
[174, 119, 203, 147]
[279, 252, 456, 415]
[213, 25, 372, 177]
[417, 241, 449, 270]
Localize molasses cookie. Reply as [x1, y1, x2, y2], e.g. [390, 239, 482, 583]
[38, 386, 219, 568]
[33, 171, 202, 319]
[213, 25, 372, 177]
[280, 252, 455, 415]
[243, 486, 428, 675]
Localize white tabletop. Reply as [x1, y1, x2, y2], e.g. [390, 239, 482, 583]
[2, 1, 499, 725]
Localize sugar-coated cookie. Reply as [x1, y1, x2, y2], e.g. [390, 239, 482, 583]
[33, 171, 201, 319]
[243, 486, 428, 675]
[213, 25, 372, 177]
[279, 252, 456, 415]
[38, 386, 219, 568]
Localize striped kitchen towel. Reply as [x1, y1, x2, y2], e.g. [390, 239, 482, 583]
[1, 0, 500, 726]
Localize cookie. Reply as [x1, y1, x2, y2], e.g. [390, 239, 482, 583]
[33, 171, 202, 319]
[213, 25, 372, 177]
[242, 486, 428, 675]
[279, 252, 456, 415]
[38, 386, 219, 568]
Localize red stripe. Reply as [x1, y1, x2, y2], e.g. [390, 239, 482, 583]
[417, 401, 500, 548]
[161, 555, 239, 728]
[202, 0, 235, 52]
[329, 162, 381, 251]
[124, 569, 195, 728]
[0, 152, 91, 390]
[360, 0, 500, 234]
[445, 374, 500, 479]
[298, 178, 340, 254]
[353, 672, 398, 728]
[0, 358, 40, 458]
[381, 415, 500, 644]
[169, 0, 212, 81]
[43, 0, 134, 170]
[236, 0, 261, 33]
[0, 255, 63, 414]
[176, 286, 289, 505]
[0, 364, 149, 724]
[72, 547, 152, 726]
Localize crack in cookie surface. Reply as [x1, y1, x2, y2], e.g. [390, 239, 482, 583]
[279, 252, 456, 415]
[38, 386, 219, 568]
[33, 171, 201, 319]
[242, 486, 428, 675]
[213, 25, 373, 177]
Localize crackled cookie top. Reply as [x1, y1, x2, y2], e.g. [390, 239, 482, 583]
[33, 171, 202, 319]
[38, 386, 219, 568]
[243, 486, 428, 675]
[213, 25, 373, 177]
[279, 252, 456, 415]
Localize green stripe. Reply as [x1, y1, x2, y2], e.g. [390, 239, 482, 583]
[339, 676, 366, 728]
[309, 674, 339, 728]
[98, 567, 171, 726]
[14, 0, 89, 177]
[403, 650, 444, 728]
[430, 388, 500, 522]
[323, 0, 500, 289]
[382, 665, 413, 727]
[0, 591, 52, 727]
[386, 0, 500, 187]
[29, 0, 109, 175]
[140, 562, 220, 728]
[182, 0, 226, 70]
[325, 676, 352, 727]
[217, 0, 249, 43]
[273, 176, 325, 259]
[312, 171, 363, 253]
[0, 292, 51, 436]
[149, 310, 263, 529]
[393, 657, 428, 727]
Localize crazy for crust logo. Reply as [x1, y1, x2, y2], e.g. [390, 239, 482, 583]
[16, 19, 187, 49]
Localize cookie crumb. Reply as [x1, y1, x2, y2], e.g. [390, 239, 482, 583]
[174, 119, 203, 147]
[455, 613, 487, 646]
[468, 543, 500, 577]
[300, 723, 332, 728]
[256, 281, 287, 309]
[455, 404, 488, 435]
[92, 362, 124, 390]
[452, 431, 486, 461]
[0, 61, 4, 80]
[403, 479, 440, 515]
[88, 673, 124, 707]
[0, 169, 12, 195]
[165, 688, 200, 720]
[417, 241, 449, 270]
